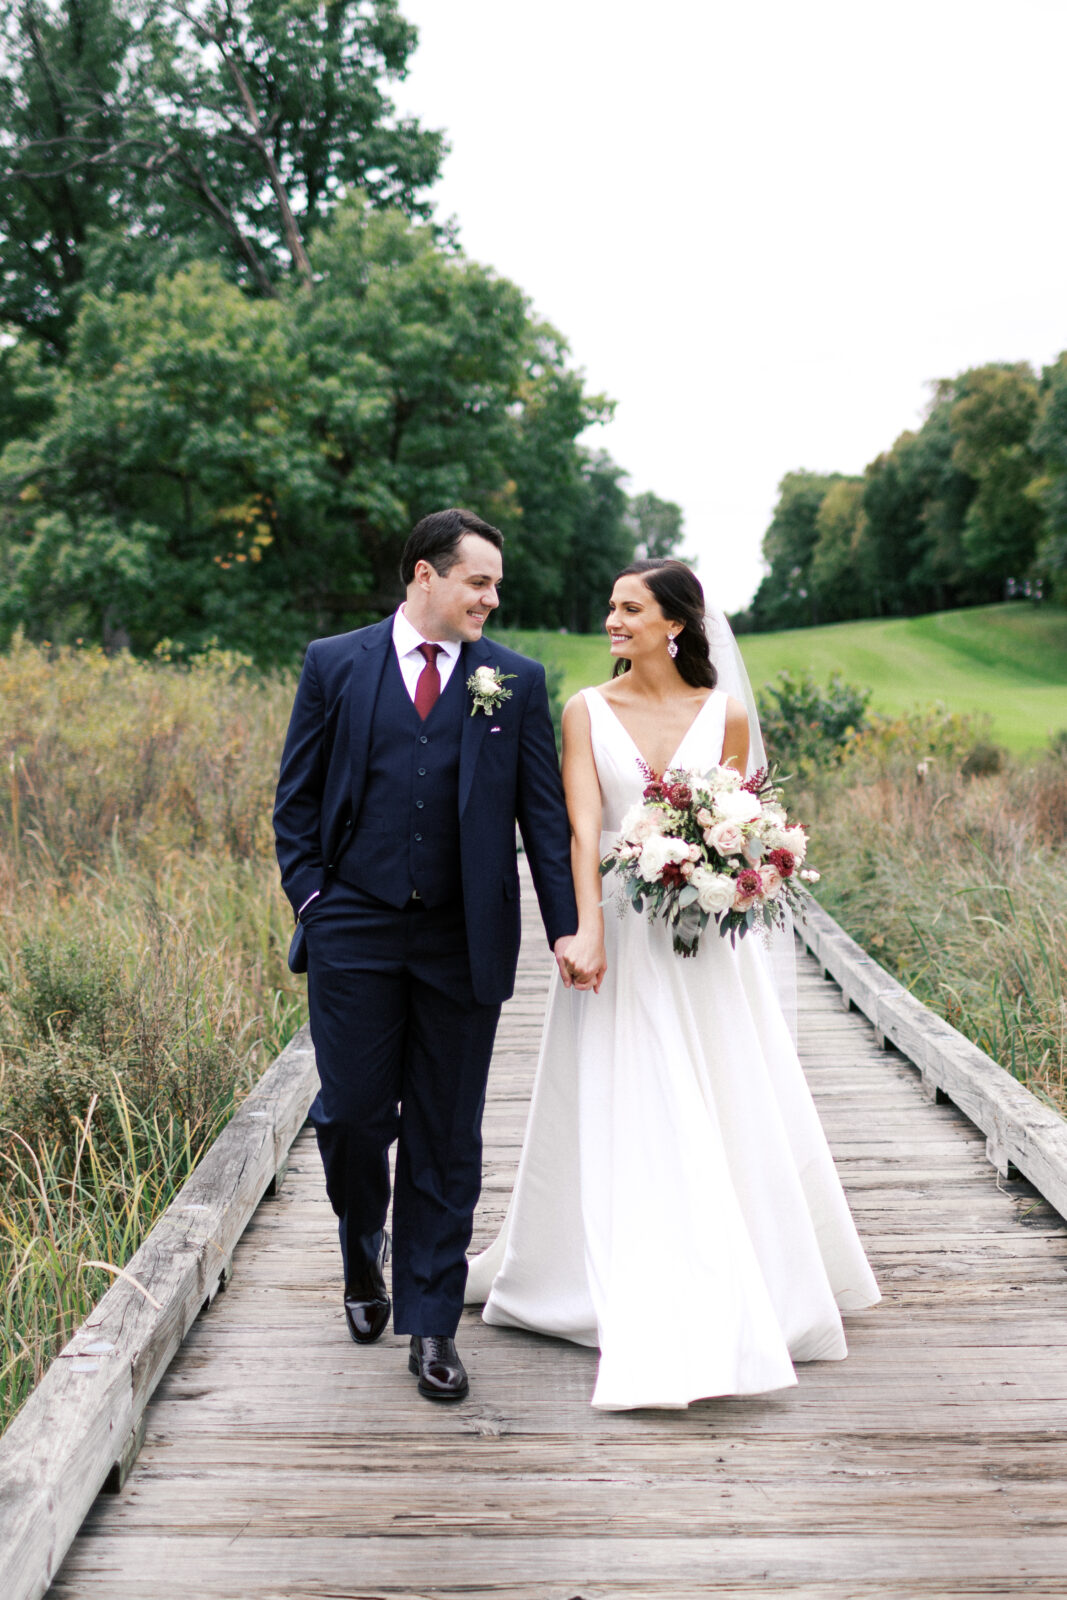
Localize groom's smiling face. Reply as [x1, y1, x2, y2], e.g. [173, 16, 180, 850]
[415, 534, 503, 643]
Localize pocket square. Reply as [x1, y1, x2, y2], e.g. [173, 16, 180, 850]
[490, 726, 501, 733]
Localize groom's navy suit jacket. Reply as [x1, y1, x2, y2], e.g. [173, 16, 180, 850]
[273, 618, 577, 1007]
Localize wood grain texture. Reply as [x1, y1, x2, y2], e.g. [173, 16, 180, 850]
[798, 898, 1067, 1207]
[0, 1027, 319, 1600]
[38, 861, 1067, 1597]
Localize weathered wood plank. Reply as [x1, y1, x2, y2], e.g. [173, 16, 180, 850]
[0, 1027, 319, 1600]
[798, 899, 1067, 1213]
[46, 1532, 1067, 1592]
[41, 860, 1067, 1597]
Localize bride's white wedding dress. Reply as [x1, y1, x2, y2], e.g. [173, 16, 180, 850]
[466, 685, 880, 1411]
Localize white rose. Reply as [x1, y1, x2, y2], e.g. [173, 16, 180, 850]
[693, 871, 736, 915]
[695, 807, 713, 828]
[707, 765, 742, 793]
[619, 803, 661, 844]
[707, 820, 744, 857]
[715, 788, 762, 824]
[474, 665, 497, 686]
[639, 834, 690, 880]
[783, 825, 808, 863]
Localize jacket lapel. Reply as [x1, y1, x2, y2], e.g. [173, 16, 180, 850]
[348, 617, 394, 821]
[458, 637, 492, 816]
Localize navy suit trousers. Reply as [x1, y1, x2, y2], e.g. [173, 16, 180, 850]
[303, 878, 501, 1336]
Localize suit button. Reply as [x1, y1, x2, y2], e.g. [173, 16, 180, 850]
[417, 767, 426, 776]
[414, 832, 423, 842]
[419, 735, 428, 744]
[416, 800, 424, 809]
[344, 818, 352, 827]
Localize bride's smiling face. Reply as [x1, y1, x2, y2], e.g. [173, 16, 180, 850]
[606, 574, 679, 662]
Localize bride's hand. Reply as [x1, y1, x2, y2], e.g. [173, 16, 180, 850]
[556, 929, 607, 994]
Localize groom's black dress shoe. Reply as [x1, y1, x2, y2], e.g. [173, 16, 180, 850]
[343, 1231, 391, 1345]
[408, 1335, 469, 1401]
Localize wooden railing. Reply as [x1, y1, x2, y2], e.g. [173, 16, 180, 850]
[0, 1025, 318, 1600]
[3, 904, 1067, 1600]
[797, 901, 1067, 1216]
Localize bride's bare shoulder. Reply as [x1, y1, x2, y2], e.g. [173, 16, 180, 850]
[597, 677, 635, 705]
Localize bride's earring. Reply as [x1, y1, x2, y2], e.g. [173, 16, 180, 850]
[667, 632, 679, 659]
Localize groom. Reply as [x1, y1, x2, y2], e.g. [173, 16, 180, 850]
[273, 508, 579, 1400]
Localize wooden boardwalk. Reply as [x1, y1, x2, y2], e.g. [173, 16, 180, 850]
[51, 869, 1067, 1598]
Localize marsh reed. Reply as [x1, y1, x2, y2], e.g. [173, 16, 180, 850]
[798, 713, 1067, 1113]
[0, 638, 302, 1430]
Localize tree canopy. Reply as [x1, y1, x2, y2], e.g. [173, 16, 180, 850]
[745, 360, 1065, 631]
[0, 0, 680, 658]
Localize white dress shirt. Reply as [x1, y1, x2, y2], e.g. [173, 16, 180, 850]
[392, 606, 462, 701]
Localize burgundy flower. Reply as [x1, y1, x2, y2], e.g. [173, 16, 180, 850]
[735, 868, 763, 896]
[665, 781, 692, 808]
[767, 848, 795, 878]
[741, 766, 768, 795]
[660, 861, 688, 890]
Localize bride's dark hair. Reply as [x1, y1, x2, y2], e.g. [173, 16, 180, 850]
[611, 559, 717, 690]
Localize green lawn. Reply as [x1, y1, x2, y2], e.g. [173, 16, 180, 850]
[502, 604, 1067, 754]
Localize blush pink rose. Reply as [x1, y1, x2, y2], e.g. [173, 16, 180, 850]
[707, 820, 744, 857]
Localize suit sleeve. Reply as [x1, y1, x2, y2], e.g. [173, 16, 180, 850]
[273, 645, 328, 918]
[514, 666, 579, 947]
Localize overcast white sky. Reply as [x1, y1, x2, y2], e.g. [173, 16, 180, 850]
[392, 0, 1067, 613]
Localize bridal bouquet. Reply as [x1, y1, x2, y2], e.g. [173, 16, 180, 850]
[600, 761, 819, 957]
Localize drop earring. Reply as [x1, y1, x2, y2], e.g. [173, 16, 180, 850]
[667, 633, 679, 659]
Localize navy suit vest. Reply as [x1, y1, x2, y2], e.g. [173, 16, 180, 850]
[335, 647, 464, 909]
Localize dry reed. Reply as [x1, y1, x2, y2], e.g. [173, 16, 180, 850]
[804, 716, 1067, 1112]
[0, 639, 303, 1430]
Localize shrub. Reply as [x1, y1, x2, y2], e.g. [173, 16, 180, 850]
[961, 741, 1006, 778]
[756, 670, 871, 771]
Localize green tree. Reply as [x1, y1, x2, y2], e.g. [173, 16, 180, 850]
[950, 363, 1042, 591]
[0, 0, 136, 354]
[751, 471, 841, 630]
[626, 490, 688, 561]
[0, 197, 632, 656]
[1032, 353, 1067, 602]
[0, 0, 445, 348]
[809, 477, 865, 620]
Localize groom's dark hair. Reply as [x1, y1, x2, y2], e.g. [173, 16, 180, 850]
[401, 509, 503, 586]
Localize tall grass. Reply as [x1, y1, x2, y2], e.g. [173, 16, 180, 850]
[0, 638, 303, 1431]
[797, 711, 1067, 1111]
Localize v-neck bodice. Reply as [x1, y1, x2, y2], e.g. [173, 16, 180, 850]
[582, 686, 728, 834]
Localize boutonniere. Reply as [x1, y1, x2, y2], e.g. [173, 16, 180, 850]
[467, 663, 515, 717]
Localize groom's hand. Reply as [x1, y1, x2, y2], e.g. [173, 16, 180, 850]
[554, 935, 575, 988]
[554, 934, 605, 993]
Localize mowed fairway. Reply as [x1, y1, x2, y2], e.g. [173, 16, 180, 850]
[505, 603, 1067, 754]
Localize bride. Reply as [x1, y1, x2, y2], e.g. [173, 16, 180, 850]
[465, 558, 880, 1411]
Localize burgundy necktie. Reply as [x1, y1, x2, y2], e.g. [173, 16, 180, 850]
[414, 642, 442, 720]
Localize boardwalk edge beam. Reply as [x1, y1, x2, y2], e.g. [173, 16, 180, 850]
[0, 1025, 318, 1600]
[797, 900, 1067, 1218]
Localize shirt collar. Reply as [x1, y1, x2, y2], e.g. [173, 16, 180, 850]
[392, 606, 462, 662]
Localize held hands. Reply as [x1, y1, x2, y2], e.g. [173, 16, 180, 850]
[553, 930, 607, 994]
